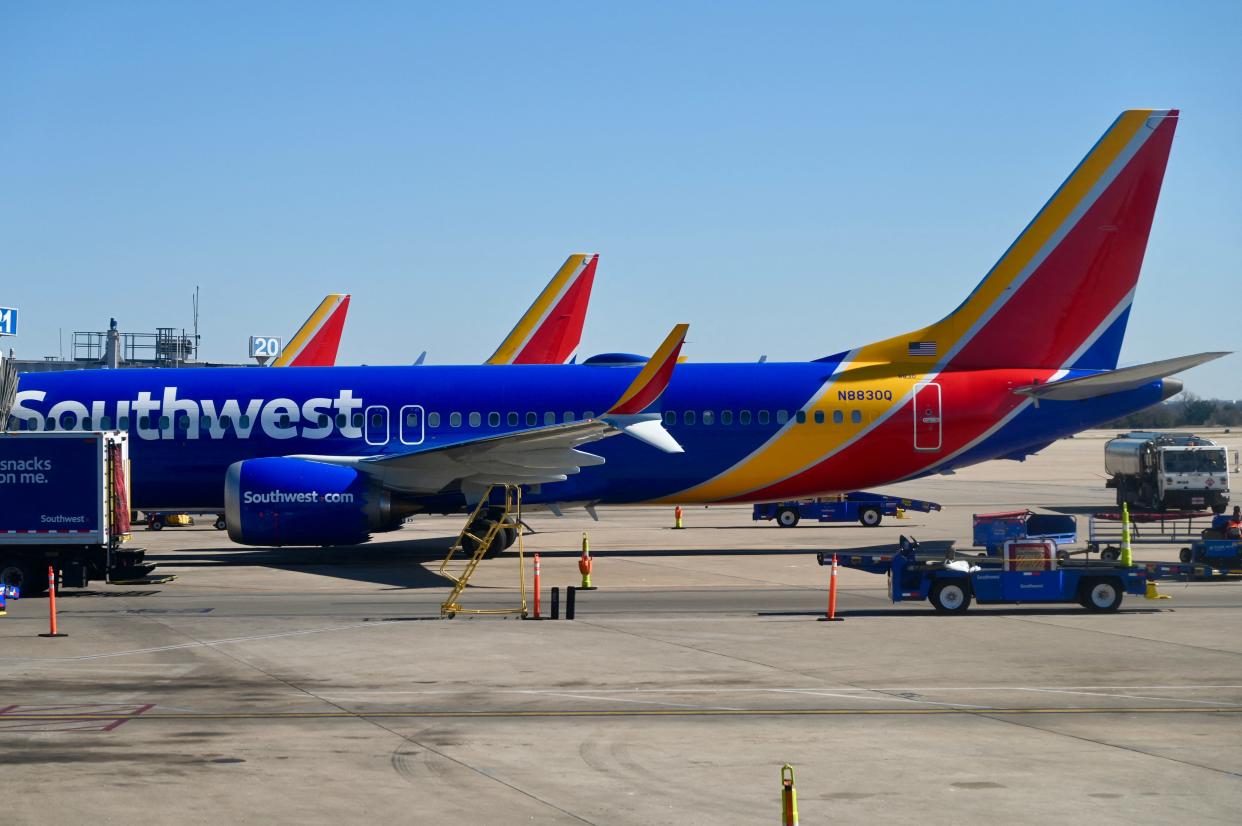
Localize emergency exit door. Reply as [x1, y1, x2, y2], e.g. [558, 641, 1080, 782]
[913, 382, 942, 451]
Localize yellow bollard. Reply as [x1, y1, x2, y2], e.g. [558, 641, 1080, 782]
[781, 764, 798, 826]
[579, 532, 594, 589]
[1120, 502, 1133, 568]
[673, 505, 685, 529]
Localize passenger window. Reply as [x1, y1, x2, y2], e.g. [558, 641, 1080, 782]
[545, 412, 556, 425]
[469, 412, 481, 427]
[240, 415, 252, 429]
[46, 419, 56, 431]
[702, 411, 714, 426]
[508, 412, 519, 426]
[814, 410, 824, 424]
[488, 412, 501, 427]
[220, 415, 233, 430]
[795, 411, 807, 424]
[851, 409, 862, 424]
[526, 412, 537, 426]
[563, 411, 574, 423]
[428, 412, 440, 428]
[351, 413, 363, 428]
[758, 410, 770, 425]
[684, 411, 696, 426]
[279, 415, 292, 428]
[739, 410, 751, 426]
[664, 410, 676, 426]
[721, 410, 733, 426]
[82, 417, 93, 430]
[833, 410, 844, 424]
[406, 411, 420, 427]
[156, 416, 168, 431]
[179, 416, 192, 431]
[336, 414, 347, 428]
[776, 410, 789, 424]
[451, 412, 463, 427]
[583, 411, 595, 419]
[318, 415, 330, 427]
[371, 413, 382, 427]
[61, 413, 77, 430]
[100, 416, 112, 429]
[119, 416, 130, 430]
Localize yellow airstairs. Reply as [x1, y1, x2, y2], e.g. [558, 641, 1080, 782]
[438, 484, 528, 618]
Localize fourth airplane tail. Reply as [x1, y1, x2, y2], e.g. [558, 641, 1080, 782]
[856, 109, 1178, 372]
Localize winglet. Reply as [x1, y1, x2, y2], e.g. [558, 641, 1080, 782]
[273, 294, 351, 367]
[607, 324, 688, 415]
[487, 253, 599, 365]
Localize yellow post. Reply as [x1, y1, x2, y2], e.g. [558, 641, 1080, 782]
[1120, 502, 1133, 567]
[579, 532, 594, 589]
[781, 764, 798, 826]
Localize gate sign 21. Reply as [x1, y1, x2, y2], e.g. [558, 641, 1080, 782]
[0, 306, 17, 337]
[249, 335, 282, 359]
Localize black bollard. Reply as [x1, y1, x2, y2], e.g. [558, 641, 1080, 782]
[551, 587, 560, 620]
[566, 586, 576, 620]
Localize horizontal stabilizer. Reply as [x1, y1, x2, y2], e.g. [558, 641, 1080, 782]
[1013, 352, 1229, 401]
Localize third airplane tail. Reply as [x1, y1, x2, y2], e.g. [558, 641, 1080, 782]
[853, 109, 1179, 373]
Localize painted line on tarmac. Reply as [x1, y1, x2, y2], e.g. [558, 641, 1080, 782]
[0, 621, 401, 662]
[0, 706, 1240, 723]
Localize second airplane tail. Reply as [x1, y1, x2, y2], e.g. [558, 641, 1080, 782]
[853, 109, 1178, 372]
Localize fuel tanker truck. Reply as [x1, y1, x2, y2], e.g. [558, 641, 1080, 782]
[1104, 431, 1230, 513]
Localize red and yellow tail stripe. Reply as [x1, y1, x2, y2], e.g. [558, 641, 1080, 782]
[666, 110, 1177, 503]
[273, 294, 351, 367]
[608, 324, 689, 415]
[487, 254, 598, 365]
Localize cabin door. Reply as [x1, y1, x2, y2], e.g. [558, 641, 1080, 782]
[913, 382, 942, 451]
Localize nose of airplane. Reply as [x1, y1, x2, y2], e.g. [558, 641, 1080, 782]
[1160, 377, 1184, 400]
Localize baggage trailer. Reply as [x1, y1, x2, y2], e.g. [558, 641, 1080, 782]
[0, 431, 154, 594]
[754, 492, 941, 528]
[816, 536, 1202, 614]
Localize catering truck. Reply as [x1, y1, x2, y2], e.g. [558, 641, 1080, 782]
[0, 431, 153, 593]
[1105, 431, 1230, 513]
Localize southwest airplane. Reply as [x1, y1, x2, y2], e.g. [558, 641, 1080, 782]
[6, 110, 1227, 549]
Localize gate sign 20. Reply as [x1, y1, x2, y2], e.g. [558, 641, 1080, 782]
[249, 335, 282, 359]
[0, 306, 17, 336]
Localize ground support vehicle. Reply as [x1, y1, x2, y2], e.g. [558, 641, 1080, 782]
[1085, 510, 1241, 575]
[817, 536, 1207, 613]
[0, 431, 155, 593]
[973, 510, 1077, 555]
[144, 511, 227, 531]
[754, 492, 941, 528]
[1105, 431, 1230, 513]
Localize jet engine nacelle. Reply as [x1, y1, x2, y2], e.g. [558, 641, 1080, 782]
[223, 457, 397, 547]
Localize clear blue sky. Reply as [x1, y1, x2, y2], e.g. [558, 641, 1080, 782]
[2, 2, 1239, 396]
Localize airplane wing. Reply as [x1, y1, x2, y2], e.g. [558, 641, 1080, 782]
[486, 254, 598, 365]
[1013, 352, 1229, 401]
[295, 324, 688, 498]
[272, 294, 351, 367]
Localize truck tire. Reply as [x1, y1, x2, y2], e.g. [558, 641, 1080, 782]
[0, 560, 46, 596]
[1180, 547, 1193, 563]
[148, 518, 163, 531]
[1099, 547, 1120, 562]
[858, 507, 882, 528]
[929, 580, 971, 614]
[1080, 578, 1123, 612]
[214, 516, 227, 530]
[776, 507, 800, 528]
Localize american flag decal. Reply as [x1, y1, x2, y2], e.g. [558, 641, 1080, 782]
[907, 341, 937, 357]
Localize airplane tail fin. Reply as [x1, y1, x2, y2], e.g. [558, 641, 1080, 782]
[273, 294, 351, 367]
[854, 110, 1178, 372]
[487, 253, 598, 365]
